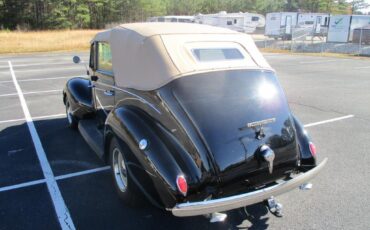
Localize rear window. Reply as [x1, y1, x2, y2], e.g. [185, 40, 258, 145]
[192, 48, 244, 62]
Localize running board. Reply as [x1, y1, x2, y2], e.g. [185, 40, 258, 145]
[78, 119, 104, 159]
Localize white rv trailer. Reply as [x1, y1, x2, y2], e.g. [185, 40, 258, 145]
[147, 16, 195, 23]
[194, 11, 266, 33]
[265, 12, 330, 39]
[265, 12, 298, 39]
[297, 13, 330, 35]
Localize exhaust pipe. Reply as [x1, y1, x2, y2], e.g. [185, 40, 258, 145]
[204, 212, 228, 223]
[299, 183, 313, 190]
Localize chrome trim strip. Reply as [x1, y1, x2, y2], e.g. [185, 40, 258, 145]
[172, 158, 328, 217]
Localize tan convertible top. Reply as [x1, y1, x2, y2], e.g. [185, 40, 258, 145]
[92, 23, 273, 90]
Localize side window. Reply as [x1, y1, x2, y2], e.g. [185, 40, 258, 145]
[89, 43, 95, 69]
[97, 42, 113, 73]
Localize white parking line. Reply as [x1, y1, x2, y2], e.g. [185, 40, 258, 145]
[0, 166, 110, 193]
[353, 66, 370, 69]
[0, 89, 62, 97]
[0, 66, 81, 73]
[8, 61, 75, 230]
[0, 114, 66, 124]
[299, 60, 339, 64]
[0, 166, 110, 192]
[0, 76, 74, 84]
[55, 166, 110, 181]
[0, 62, 71, 69]
[0, 178, 46, 192]
[304, 115, 354, 128]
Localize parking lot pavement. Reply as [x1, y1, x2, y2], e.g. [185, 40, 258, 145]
[0, 122, 44, 187]
[0, 52, 369, 230]
[0, 184, 60, 230]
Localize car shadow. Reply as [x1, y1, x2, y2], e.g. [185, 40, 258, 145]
[118, 201, 270, 230]
[0, 118, 271, 229]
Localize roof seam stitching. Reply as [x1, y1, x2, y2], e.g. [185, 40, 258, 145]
[158, 35, 181, 74]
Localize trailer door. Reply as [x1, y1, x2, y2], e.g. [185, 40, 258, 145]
[265, 13, 281, 36]
[285, 15, 292, 34]
[315, 16, 322, 33]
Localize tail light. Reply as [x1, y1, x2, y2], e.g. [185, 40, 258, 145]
[309, 142, 317, 157]
[176, 175, 188, 196]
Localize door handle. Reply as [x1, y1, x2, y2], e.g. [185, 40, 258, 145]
[104, 90, 114, 96]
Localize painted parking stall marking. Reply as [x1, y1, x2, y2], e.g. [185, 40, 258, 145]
[7, 61, 76, 230]
[0, 89, 62, 97]
[304, 115, 354, 128]
[0, 113, 66, 124]
[0, 75, 74, 84]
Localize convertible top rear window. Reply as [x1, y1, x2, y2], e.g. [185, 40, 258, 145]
[192, 48, 244, 62]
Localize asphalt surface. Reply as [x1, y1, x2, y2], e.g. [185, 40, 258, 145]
[0, 52, 369, 230]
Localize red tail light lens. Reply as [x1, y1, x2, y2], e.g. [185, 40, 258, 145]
[176, 175, 187, 196]
[309, 142, 317, 157]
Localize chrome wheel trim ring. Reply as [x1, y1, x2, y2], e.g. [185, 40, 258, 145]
[112, 148, 128, 192]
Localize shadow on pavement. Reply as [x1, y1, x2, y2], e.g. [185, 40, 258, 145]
[0, 118, 271, 229]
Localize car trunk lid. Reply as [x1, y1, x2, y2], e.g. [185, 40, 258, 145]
[171, 69, 298, 186]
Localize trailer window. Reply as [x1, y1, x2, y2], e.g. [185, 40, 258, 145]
[227, 21, 232, 25]
[192, 48, 244, 62]
[252, 17, 259, 22]
[305, 21, 314, 25]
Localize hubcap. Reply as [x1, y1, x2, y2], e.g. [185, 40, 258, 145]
[112, 148, 128, 192]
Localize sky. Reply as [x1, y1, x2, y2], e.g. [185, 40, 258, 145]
[359, 0, 370, 13]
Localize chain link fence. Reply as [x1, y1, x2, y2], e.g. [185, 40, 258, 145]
[254, 26, 370, 56]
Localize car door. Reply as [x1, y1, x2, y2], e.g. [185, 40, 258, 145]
[93, 42, 115, 122]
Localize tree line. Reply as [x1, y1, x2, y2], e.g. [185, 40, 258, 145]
[0, 0, 368, 30]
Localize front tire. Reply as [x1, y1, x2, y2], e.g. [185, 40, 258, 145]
[109, 137, 142, 207]
[66, 101, 78, 129]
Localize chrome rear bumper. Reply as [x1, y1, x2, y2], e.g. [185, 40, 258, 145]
[172, 158, 327, 217]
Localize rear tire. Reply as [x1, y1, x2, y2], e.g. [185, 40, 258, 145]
[66, 101, 78, 129]
[109, 137, 142, 207]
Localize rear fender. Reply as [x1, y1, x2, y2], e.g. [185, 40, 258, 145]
[292, 115, 317, 170]
[63, 77, 95, 118]
[105, 106, 198, 208]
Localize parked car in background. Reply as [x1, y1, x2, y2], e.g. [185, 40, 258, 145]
[63, 23, 327, 222]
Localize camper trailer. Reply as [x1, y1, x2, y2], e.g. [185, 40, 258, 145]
[194, 11, 265, 33]
[265, 12, 330, 39]
[147, 16, 195, 23]
[265, 12, 298, 40]
[297, 13, 330, 35]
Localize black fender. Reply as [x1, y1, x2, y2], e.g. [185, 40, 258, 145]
[63, 77, 95, 119]
[292, 115, 317, 171]
[104, 106, 202, 208]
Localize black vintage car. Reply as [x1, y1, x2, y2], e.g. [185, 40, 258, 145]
[63, 23, 327, 221]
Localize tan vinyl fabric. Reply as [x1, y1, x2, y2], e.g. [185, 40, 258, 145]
[92, 23, 273, 90]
